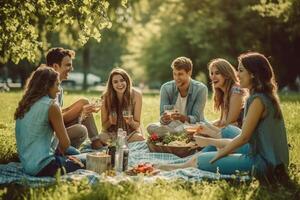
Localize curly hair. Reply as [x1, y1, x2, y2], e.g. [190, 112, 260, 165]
[208, 58, 239, 113]
[102, 68, 133, 115]
[14, 66, 59, 120]
[46, 47, 75, 67]
[238, 52, 282, 118]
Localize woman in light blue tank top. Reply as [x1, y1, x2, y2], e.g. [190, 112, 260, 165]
[156, 52, 289, 183]
[15, 66, 85, 176]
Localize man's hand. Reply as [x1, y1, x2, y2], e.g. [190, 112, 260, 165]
[171, 111, 188, 123]
[161, 112, 172, 124]
[82, 104, 96, 115]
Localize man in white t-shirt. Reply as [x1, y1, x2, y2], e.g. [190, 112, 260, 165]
[46, 47, 103, 149]
[147, 56, 208, 136]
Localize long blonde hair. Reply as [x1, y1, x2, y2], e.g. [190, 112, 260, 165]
[15, 66, 59, 119]
[102, 68, 133, 115]
[208, 58, 239, 113]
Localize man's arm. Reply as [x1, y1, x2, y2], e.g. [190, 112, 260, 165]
[159, 84, 172, 125]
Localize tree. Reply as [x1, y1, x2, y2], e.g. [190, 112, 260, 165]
[0, 0, 127, 64]
[123, 0, 300, 88]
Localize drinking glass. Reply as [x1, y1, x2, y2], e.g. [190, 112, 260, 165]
[79, 104, 90, 124]
[122, 109, 133, 123]
[109, 111, 117, 125]
[163, 105, 174, 116]
[90, 97, 103, 112]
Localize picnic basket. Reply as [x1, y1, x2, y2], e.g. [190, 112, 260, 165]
[147, 141, 202, 158]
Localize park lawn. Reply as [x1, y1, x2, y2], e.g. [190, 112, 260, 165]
[0, 91, 299, 200]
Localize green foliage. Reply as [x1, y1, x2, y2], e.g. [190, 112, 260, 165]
[0, 0, 127, 64]
[123, 0, 300, 87]
[0, 91, 300, 199]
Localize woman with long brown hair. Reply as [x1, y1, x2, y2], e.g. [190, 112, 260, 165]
[15, 66, 85, 177]
[98, 68, 144, 145]
[208, 58, 247, 128]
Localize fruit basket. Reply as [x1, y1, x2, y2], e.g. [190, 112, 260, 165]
[147, 131, 202, 158]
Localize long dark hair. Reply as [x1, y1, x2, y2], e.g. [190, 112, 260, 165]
[238, 52, 282, 118]
[102, 68, 133, 115]
[14, 66, 59, 120]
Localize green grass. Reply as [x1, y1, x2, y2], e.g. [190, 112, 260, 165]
[0, 91, 300, 200]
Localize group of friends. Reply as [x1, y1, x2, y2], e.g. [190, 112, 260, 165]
[14, 47, 289, 184]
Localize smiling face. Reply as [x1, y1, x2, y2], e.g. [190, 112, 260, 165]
[209, 66, 226, 90]
[237, 62, 252, 89]
[53, 56, 73, 81]
[112, 74, 127, 95]
[173, 68, 191, 89]
[48, 78, 61, 99]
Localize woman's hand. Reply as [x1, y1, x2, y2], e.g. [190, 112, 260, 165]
[210, 148, 226, 164]
[194, 135, 210, 147]
[123, 115, 134, 124]
[67, 156, 85, 168]
[109, 112, 117, 125]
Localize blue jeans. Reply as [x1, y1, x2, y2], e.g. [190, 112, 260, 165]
[36, 154, 86, 177]
[201, 125, 249, 154]
[197, 125, 267, 177]
[196, 152, 267, 177]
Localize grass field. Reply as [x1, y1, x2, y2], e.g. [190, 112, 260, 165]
[0, 91, 299, 200]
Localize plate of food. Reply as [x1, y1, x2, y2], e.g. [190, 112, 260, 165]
[126, 163, 160, 176]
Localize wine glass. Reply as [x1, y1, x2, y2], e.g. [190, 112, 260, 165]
[90, 97, 103, 112]
[122, 109, 133, 123]
[163, 105, 174, 116]
[79, 104, 90, 124]
[109, 110, 117, 125]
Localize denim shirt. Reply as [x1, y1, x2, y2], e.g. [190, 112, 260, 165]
[159, 79, 208, 123]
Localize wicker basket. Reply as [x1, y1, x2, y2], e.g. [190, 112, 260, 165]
[147, 142, 202, 158]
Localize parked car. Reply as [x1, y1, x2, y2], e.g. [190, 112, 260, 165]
[62, 72, 101, 87]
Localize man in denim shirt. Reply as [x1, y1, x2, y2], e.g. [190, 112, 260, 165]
[147, 57, 208, 136]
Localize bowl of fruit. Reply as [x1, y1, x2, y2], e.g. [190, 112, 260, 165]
[126, 163, 160, 176]
[147, 130, 202, 158]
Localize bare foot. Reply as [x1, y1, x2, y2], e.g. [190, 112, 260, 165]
[196, 124, 221, 139]
[194, 136, 211, 147]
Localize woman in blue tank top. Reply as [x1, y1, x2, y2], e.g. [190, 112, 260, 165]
[15, 66, 85, 176]
[157, 52, 289, 183]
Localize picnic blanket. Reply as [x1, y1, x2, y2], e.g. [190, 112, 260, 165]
[0, 141, 249, 187]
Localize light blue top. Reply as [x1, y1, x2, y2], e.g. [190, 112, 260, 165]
[246, 93, 289, 170]
[15, 96, 58, 175]
[159, 79, 207, 123]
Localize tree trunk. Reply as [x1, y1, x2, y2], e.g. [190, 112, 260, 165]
[82, 41, 91, 90]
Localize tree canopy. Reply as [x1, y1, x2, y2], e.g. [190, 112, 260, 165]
[0, 0, 127, 64]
